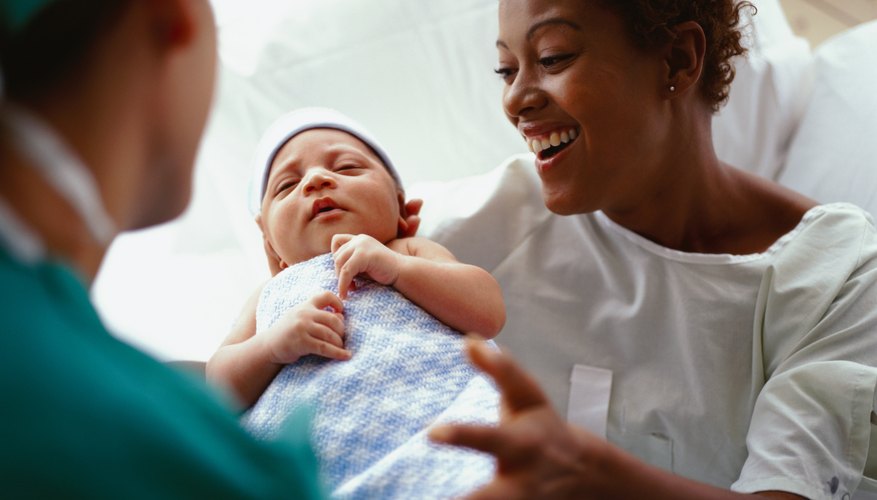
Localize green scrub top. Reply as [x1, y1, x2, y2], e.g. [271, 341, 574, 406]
[0, 246, 325, 498]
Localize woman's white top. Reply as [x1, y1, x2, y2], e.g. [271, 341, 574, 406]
[422, 156, 877, 499]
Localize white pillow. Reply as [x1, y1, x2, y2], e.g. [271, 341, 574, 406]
[777, 20, 877, 218]
[712, 0, 813, 179]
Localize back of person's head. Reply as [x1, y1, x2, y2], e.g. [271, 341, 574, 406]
[0, 0, 132, 104]
[594, 0, 754, 111]
[0, 0, 218, 239]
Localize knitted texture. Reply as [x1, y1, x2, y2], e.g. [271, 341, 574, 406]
[243, 253, 498, 499]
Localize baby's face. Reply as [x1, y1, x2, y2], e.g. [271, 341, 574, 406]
[258, 128, 403, 269]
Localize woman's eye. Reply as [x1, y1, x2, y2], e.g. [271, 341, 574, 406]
[494, 66, 516, 83]
[336, 164, 361, 172]
[539, 53, 573, 69]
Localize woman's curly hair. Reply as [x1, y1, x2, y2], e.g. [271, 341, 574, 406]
[597, 0, 756, 111]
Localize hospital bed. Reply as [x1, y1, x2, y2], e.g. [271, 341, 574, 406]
[91, 0, 877, 470]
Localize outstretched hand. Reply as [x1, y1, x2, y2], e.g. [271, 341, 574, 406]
[429, 339, 598, 499]
[431, 341, 806, 500]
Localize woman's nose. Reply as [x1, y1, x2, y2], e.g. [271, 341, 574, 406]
[502, 70, 547, 120]
[302, 169, 336, 194]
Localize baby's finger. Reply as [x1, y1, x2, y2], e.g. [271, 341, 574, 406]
[331, 233, 354, 254]
[336, 260, 359, 300]
[308, 323, 346, 348]
[332, 245, 353, 284]
[400, 198, 424, 237]
[403, 214, 421, 237]
[307, 338, 352, 361]
[404, 198, 424, 218]
[315, 309, 345, 337]
[309, 290, 344, 314]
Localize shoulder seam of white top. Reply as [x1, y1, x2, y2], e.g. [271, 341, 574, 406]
[592, 202, 861, 265]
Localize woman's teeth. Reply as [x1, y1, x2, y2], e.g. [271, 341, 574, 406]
[528, 128, 578, 154]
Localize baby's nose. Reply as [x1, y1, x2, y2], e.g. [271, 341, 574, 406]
[303, 170, 336, 193]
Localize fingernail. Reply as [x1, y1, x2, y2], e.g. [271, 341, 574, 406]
[464, 332, 487, 342]
[467, 338, 500, 364]
[465, 336, 490, 353]
[428, 426, 452, 442]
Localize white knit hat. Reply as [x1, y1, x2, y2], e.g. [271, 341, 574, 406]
[248, 107, 402, 215]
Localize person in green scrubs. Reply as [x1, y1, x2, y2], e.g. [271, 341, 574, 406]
[0, 1, 324, 497]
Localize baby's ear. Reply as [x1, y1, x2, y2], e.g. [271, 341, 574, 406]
[256, 214, 286, 276]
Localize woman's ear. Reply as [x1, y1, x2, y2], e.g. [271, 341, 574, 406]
[149, 0, 197, 48]
[663, 21, 706, 98]
[256, 214, 285, 275]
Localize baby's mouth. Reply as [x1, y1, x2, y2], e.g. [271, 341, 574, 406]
[528, 128, 578, 160]
[312, 197, 342, 219]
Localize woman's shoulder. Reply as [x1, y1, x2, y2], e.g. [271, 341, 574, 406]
[754, 202, 877, 379]
[778, 202, 876, 257]
[766, 202, 876, 283]
[801, 201, 874, 224]
[759, 203, 877, 354]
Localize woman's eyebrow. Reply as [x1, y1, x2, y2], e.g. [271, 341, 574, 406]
[496, 17, 583, 49]
[527, 18, 582, 40]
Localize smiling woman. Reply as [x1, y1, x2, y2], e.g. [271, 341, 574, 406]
[429, 0, 877, 499]
[493, 0, 814, 244]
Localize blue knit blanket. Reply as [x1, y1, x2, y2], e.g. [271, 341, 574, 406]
[243, 253, 498, 499]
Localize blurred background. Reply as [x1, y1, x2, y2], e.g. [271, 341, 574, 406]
[781, 0, 877, 45]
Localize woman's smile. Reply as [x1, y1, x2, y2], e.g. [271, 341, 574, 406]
[531, 130, 580, 174]
[526, 127, 579, 159]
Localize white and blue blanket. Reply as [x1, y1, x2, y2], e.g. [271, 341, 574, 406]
[243, 253, 498, 499]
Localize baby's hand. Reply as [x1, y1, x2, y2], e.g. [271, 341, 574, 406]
[331, 234, 403, 299]
[265, 291, 350, 364]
